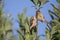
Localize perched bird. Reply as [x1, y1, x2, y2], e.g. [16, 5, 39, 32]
[36, 9, 48, 25]
[30, 16, 37, 29]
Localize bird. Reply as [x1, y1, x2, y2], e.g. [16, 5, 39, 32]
[30, 16, 37, 29]
[36, 9, 48, 25]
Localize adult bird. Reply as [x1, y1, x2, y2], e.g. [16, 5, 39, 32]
[36, 9, 48, 25]
[30, 16, 37, 29]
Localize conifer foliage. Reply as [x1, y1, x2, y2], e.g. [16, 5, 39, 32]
[0, 0, 15, 40]
[46, 1, 60, 40]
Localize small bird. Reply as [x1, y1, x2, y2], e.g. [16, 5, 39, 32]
[30, 16, 37, 29]
[36, 9, 48, 25]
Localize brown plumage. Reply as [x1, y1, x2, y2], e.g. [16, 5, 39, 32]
[36, 10, 44, 21]
[30, 16, 37, 29]
[36, 10, 48, 24]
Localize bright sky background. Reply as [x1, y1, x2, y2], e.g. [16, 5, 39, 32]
[3, 0, 58, 40]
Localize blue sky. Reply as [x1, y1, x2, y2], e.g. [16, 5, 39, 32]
[3, 0, 58, 40]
